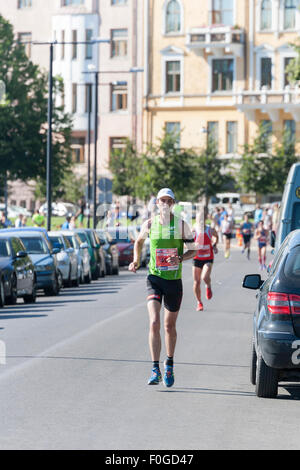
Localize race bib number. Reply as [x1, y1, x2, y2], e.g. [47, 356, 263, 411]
[198, 245, 211, 258]
[156, 248, 178, 271]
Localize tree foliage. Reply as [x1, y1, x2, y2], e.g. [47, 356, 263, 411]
[0, 15, 73, 199]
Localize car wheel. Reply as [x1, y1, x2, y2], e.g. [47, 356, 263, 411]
[250, 338, 257, 386]
[23, 281, 37, 304]
[80, 264, 85, 284]
[0, 278, 5, 308]
[112, 265, 119, 275]
[44, 274, 60, 296]
[7, 275, 17, 305]
[85, 270, 92, 284]
[256, 351, 279, 399]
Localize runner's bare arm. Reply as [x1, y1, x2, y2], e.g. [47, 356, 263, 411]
[182, 221, 198, 260]
[128, 219, 151, 273]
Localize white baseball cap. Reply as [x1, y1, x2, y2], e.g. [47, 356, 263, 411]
[156, 188, 176, 201]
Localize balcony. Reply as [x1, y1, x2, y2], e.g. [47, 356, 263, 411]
[186, 25, 244, 57]
[235, 86, 300, 121]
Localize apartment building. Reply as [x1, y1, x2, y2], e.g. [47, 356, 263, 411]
[143, 0, 300, 159]
[0, 0, 144, 208]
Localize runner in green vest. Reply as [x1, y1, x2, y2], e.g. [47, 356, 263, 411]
[129, 188, 197, 387]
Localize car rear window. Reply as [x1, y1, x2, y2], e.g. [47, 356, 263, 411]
[291, 203, 300, 231]
[282, 246, 300, 289]
[0, 239, 11, 257]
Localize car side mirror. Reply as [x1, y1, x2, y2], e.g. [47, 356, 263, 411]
[16, 251, 27, 258]
[243, 274, 264, 290]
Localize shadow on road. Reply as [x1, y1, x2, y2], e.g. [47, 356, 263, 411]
[278, 385, 300, 400]
[158, 387, 255, 397]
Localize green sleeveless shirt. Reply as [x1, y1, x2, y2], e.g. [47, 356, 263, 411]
[148, 215, 184, 280]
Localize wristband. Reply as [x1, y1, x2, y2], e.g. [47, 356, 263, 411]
[178, 255, 183, 263]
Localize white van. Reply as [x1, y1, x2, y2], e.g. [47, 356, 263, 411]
[275, 163, 300, 251]
[208, 193, 255, 219]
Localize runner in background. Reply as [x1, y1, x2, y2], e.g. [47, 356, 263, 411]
[255, 220, 268, 270]
[220, 213, 233, 259]
[193, 208, 218, 312]
[240, 213, 253, 260]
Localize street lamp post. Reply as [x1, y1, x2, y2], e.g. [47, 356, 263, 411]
[32, 38, 110, 231]
[201, 126, 209, 208]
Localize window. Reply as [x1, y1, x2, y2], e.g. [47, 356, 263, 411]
[166, 122, 181, 148]
[261, 120, 272, 150]
[111, 29, 128, 58]
[72, 83, 77, 113]
[284, 57, 293, 87]
[261, 0, 272, 30]
[207, 122, 219, 148]
[212, 59, 233, 92]
[86, 29, 93, 59]
[110, 137, 127, 156]
[211, 0, 234, 26]
[226, 121, 238, 153]
[166, 60, 181, 93]
[284, 0, 297, 29]
[261, 57, 272, 88]
[166, 0, 181, 34]
[111, 83, 128, 111]
[71, 138, 85, 164]
[284, 119, 296, 144]
[17, 32, 32, 58]
[85, 83, 93, 113]
[18, 0, 32, 8]
[72, 30, 77, 59]
[61, 0, 84, 5]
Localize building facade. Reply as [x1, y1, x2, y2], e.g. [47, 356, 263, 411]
[0, 0, 144, 209]
[144, 0, 300, 160]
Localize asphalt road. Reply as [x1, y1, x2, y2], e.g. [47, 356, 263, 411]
[0, 242, 300, 450]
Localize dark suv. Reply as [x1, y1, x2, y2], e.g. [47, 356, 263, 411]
[243, 229, 300, 398]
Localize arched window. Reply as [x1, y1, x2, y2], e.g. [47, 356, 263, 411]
[284, 0, 297, 29]
[261, 0, 272, 30]
[166, 0, 181, 34]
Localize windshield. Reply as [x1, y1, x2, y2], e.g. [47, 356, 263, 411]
[49, 236, 64, 250]
[65, 235, 75, 248]
[77, 232, 89, 244]
[21, 237, 49, 255]
[0, 239, 11, 257]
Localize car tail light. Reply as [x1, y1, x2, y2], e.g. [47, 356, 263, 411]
[267, 293, 300, 315]
[290, 295, 300, 315]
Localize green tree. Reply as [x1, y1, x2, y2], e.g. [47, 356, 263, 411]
[0, 15, 73, 198]
[271, 128, 299, 193]
[109, 139, 141, 198]
[237, 123, 275, 194]
[194, 137, 233, 205]
[136, 130, 198, 201]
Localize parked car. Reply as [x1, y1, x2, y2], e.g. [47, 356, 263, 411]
[243, 229, 300, 398]
[60, 230, 91, 283]
[48, 232, 79, 287]
[75, 229, 106, 280]
[106, 226, 147, 267]
[0, 233, 36, 305]
[0, 229, 60, 296]
[96, 229, 119, 275]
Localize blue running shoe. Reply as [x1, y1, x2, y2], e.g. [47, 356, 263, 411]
[163, 363, 175, 388]
[148, 367, 162, 385]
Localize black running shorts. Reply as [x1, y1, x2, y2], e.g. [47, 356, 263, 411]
[147, 274, 183, 313]
[193, 259, 213, 269]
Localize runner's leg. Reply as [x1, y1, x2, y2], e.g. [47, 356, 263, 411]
[148, 300, 162, 362]
[193, 265, 202, 303]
